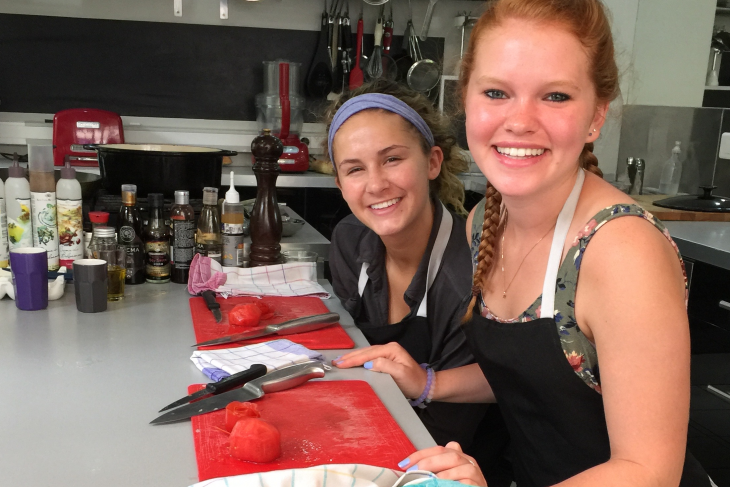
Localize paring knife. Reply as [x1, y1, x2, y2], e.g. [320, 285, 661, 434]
[201, 290, 222, 323]
[150, 360, 326, 425]
[157, 363, 268, 412]
[192, 312, 340, 348]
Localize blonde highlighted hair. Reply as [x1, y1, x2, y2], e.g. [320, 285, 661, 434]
[325, 79, 470, 217]
[461, 0, 620, 322]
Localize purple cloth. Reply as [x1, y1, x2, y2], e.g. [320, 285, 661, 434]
[327, 93, 435, 163]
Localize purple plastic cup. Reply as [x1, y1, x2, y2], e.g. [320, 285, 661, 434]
[9, 248, 49, 311]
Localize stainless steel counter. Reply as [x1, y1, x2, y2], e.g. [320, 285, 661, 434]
[0, 282, 435, 487]
[664, 221, 730, 270]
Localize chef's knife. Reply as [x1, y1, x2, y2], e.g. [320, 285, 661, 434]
[201, 290, 222, 323]
[150, 360, 326, 425]
[157, 363, 267, 412]
[192, 312, 340, 348]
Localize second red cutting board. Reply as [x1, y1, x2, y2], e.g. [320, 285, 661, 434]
[190, 380, 416, 481]
[190, 296, 354, 350]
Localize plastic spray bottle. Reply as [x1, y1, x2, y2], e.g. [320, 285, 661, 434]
[659, 141, 682, 196]
[5, 155, 32, 251]
[0, 178, 8, 267]
[56, 160, 83, 268]
[28, 145, 60, 270]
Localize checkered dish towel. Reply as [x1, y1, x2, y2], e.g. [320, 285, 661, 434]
[190, 339, 325, 382]
[188, 253, 330, 299]
[189, 464, 443, 487]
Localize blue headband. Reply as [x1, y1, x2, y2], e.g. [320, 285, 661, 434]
[328, 93, 436, 164]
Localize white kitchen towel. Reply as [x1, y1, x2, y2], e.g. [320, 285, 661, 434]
[190, 339, 325, 382]
[188, 465, 442, 487]
[216, 262, 331, 299]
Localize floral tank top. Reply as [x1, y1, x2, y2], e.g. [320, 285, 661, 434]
[470, 202, 688, 394]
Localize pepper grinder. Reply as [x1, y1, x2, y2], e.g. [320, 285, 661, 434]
[249, 129, 284, 266]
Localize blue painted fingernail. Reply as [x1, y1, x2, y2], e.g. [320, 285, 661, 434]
[406, 465, 418, 472]
[333, 355, 342, 361]
[397, 458, 410, 469]
[363, 361, 373, 370]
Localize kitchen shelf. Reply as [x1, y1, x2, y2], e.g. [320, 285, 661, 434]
[717, 6, 730, 15]
[705, 85, 730, 90]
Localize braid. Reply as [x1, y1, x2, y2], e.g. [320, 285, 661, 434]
[580, 142, 603, 178]
[462, 182, 503, 323]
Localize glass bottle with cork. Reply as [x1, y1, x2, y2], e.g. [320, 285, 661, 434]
[28, 145, 60, 270]
[117, 184, 146, 284]
[143, 193, 171, 283]
[170, 190, 195, 283]
[221, 172, 245, 267]
[196, 187, 222, 263]
[85, 211, 110, 258]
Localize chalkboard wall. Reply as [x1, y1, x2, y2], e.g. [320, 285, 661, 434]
[0, 13, 444, 121]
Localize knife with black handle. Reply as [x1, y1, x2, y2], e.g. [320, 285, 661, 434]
[201, 290, 222, 323]
[157, 364, 268, 412]
[150, 360, 326, 425]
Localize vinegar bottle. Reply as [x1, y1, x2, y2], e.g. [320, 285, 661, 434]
[143, 193, 171, 283]
[195, 187, 222, 264]
[170, 190, 195, 283]
[117, 184, 146, 284]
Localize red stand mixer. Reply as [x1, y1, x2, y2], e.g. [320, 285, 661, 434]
[52, 108, 124, 167]
[255, 61, 309, 172]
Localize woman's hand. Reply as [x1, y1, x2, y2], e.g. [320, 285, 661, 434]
[332, 343, 428, 399]
[398, 442, 487, 487]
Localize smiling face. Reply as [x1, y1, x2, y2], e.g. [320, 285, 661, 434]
[333, 109, 443, 239]
[464, 18, 609, 198]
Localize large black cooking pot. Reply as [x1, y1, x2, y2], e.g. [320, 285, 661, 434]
[84, 144, 236, 198]
[654, 186, 730, 213]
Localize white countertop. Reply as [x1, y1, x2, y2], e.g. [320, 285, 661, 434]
[0, 281, 435, 487]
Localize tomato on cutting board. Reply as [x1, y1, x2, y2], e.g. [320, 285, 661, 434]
[228, 304, 262, 327]
[225, 401, 261, 432]
[253, 301, 275, 320]
[229, 418, 281, 463]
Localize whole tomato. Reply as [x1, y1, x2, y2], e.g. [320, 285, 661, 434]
[228, 304, 262, 327]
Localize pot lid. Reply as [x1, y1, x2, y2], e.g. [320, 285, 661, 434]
[653, 186, 730, 212]
[93, 144, 228, 154]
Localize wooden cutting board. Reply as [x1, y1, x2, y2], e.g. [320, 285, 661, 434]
[632, 195, 730, 222]
[190, 380, 417, 481]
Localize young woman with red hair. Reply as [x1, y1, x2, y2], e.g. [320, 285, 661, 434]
[334, 0, 712, 485]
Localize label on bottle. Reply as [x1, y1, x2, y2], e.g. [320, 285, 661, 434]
[222, 223, 243, 234]
[173, 220, 195, 270]
[0, 198, 8, 267]
[8, 197, 33, 250]
[145, 240, 171, 279]
[121, 243, 146, 284]
[222, 233, 244, 267]
[119, 225, 138, 245]
[31, 192, 60, 270]
[195, 242, 222, 264]
[57, 198, 83, 268]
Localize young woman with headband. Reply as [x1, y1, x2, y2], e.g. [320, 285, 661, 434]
[326, 81, 511, 485]
[334, 1, 712, 485]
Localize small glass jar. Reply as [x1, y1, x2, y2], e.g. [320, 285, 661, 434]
[89, 226, 127, 301]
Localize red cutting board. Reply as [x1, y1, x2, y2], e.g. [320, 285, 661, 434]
[190, 296, 354, 350]
[190, 380, 416, 481]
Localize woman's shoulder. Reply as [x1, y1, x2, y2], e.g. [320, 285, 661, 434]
[331, 214, 372, 244]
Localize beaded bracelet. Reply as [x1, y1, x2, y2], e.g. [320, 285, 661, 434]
[409, 364, 434, 408]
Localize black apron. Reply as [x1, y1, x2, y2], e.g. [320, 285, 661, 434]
[356, 203, 453, 365]
[463, 170, 710, 487]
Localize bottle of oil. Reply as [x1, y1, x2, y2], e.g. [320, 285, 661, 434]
[170, 190, 195, 283]
[117, 184, 146, 284]
[221, 172, 245, 267]
[143, 193, 171, 283]
[195, 187, 222, 264]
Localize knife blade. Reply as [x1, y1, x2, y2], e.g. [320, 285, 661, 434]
[150, 360, 326, 425]
[157, 363, 268, 412]
[201, 290, 222, 322]
[192, 312, 340, 348]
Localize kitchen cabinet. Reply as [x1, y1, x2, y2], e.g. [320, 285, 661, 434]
[687, 258, 730, 354]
